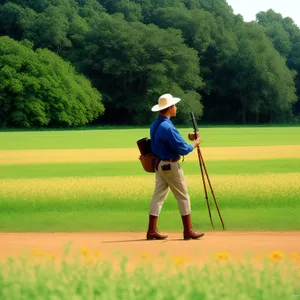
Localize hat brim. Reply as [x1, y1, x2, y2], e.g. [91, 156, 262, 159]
[151, 98, 181, 112]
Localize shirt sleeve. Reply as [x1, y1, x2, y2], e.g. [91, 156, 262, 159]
[167, 127, 194, 156]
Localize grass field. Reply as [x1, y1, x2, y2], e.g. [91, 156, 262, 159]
[0, 126, 300, 232]
[1, 127, 300, 149]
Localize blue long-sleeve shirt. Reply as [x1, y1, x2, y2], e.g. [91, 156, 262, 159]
[150, 115, 194, 160]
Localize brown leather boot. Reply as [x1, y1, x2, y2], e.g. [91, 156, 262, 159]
[146, 215, 168, 240]
[181, 214, 205, 240]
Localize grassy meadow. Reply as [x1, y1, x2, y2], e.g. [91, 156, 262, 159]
[0, 126, 300, 232]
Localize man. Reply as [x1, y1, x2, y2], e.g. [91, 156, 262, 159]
[146, 93, 205, 240]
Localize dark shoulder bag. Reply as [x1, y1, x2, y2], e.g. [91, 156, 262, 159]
[136, 121, 163, 173]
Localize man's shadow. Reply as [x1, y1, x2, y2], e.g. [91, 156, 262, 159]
[101, 238, 186, 244]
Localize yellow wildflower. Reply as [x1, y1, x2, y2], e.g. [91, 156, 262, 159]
[139, 252, 149, 260]
[172, 255, 188, 266]
[85, 257, 94, 264]
[32, 249, 42, 257]
[291, 253, 300, 261]
[215, 252, 230, 260]
[81, 247, 90, 256]
[269, 250, 285, 261]
[94, 250, 102, 257]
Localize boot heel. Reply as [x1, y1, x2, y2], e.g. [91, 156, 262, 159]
[184, 231, 205, 240]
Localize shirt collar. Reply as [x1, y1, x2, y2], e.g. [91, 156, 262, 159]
[158, 115, 170, 122]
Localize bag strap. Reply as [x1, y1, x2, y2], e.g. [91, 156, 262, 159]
[152, 119, 165, 152]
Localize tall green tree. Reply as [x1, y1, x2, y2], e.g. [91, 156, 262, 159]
[224, 22, 297, 123]
[103, 0, 143, 22]
[0, 36, 104, 128]
[0, 2, 24, 39]
[78, 12, 203, 124]
[257, 9, 300, 119]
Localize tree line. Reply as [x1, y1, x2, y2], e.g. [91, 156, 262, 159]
[0, 0, 299, 128]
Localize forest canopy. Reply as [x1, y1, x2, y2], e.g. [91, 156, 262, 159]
[0, 0, 299, 127]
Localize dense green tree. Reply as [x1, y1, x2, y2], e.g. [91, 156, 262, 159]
[257, 9, 300, 119]
[0, 36, 104, 128]
[141, 3, 297, 123]
[0, 0, 49, 12]
[195, 0, 235, 26]
[79, 12, 202, 124]
[256, 10, 292, 58]
[78, 0, 106, 19]
[28, 5, 71, 52]
[0, 2, 24, 39]
[0, 1, 73, 52]
[223, 22, 296, 123]
[104, 0, 143, 22]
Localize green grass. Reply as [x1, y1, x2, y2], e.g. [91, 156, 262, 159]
[0, 250, 299, 299]
[0, 126, 300, 232]
[1, 127, 300, 149]
[0, 208, 300, 232]
[0, 159, 299, 179]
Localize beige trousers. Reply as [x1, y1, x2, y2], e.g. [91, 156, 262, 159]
[148, 160, 191, 216]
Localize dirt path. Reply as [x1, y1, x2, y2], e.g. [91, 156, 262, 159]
[1, 231, 299, 267]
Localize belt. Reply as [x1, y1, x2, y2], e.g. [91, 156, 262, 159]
[162, 158, 180, 162]
[154, 157, 179, 171]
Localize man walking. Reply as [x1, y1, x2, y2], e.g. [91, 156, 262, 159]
[146, 93, 205, 240]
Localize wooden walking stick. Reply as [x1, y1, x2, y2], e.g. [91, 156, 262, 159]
[190, 112, 226, 230]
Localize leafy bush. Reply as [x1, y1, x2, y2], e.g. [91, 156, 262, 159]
[0, 36, 104, 128]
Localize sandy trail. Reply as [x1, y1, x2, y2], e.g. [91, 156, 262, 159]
[1, 231, 299, 267]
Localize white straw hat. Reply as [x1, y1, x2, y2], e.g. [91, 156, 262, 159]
[151, 93, 181, 112]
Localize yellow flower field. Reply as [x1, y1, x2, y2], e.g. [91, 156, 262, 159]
[0, 173, 299, 199]
[1, 145, 300, 164]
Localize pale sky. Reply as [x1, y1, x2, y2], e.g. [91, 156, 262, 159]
[226, 0, 300, 27]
